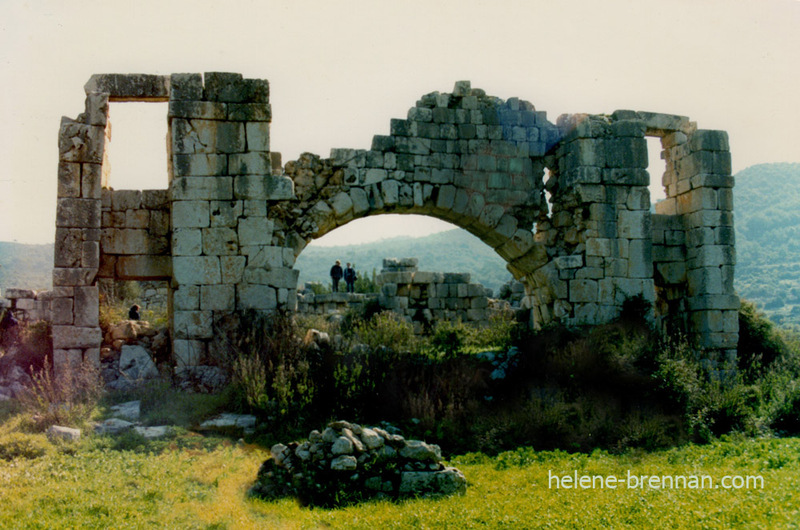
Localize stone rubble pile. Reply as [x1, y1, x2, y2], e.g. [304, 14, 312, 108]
[250, 420, 466, 506]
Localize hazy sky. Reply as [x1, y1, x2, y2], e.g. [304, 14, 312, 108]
[1, 0, 798, 245]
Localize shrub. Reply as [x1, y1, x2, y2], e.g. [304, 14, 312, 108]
[738, 300, 788, 376]
[353, 311, 417, 353]
[214, 310, 315, 420]
[18, 358, 104, 430]
[430, 319, 467, 359]
[11, 320, 52, 373]
[0, 432, 49, 460]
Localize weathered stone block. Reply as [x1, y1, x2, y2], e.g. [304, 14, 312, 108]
[173, 256, 221, 285]
[168, 101, 226, 120]
[52, 326, 102, 349]
[330, 192, 354, 217]
[173, 154, 228, 177]
[172, 119, 245, 154]
[172, 228, 202, 256]
[172, 200, 210, 228]
[173, 285, 200, 311]
[238, 217, 274, 246]
[201, 284, 235, 311]
[202, 227, 239, 255]
[115, 256, 172, 279]
[204, 73, 269, 103]
[85, 73, 170, 101]
[237, 284, 277, 310]
[51, 297, 74, 325]
[174, 310, 213, 339]
[220, 256, 247, 284]
[245, 122, 270, 152]
[569, 279, 598, 303]
[53, 267, 96, 287]
[172, 176, 233, 201]
[229, 153, 272, 176]
[227, 103, 272, 122]
[554, 255, 583, 269]
[74, 286, 99, 327]
[101, 229, 167, 255]
[173, 339, 205, 368]
[57, 198, 101, 228]
[59, 121, 105, 164]
[58, 162, 81, 198]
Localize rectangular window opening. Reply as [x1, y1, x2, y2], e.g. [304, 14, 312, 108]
[646, 136, 667, 203]
[104, 102, 169, 190]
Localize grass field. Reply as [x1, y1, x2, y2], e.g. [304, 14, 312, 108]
[1, 424, 798, 529]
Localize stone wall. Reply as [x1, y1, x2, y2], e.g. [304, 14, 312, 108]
[297, 291, 378, 315]
[376, 258, 492, 331]
[1, 289, 53, 322]
[47, 72, 739, 376]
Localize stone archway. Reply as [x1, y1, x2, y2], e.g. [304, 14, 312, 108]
[50, 72, 738, 377]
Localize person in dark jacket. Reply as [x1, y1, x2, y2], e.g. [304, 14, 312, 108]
[128, 304, 141, 320]
[343, 263, 357, 293]
[330, 260, 343, 292]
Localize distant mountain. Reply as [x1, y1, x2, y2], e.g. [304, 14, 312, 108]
[733, 162, 800, 327]
[0, 242, 53, 294]
[296, 230, 512, 295]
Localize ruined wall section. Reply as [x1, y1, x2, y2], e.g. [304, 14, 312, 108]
[166, 73, 295, 370]
[50, 91, 111, 370]
[376, 258, 493, 331]
[276, 81, 560, 269]
[98, 189, 171, 281]
[524, 113, 655, 327]
[48, 73, 738, 375]
[653, 121, 737, 359]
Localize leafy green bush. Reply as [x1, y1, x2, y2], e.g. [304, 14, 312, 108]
[214, 310, 315, 420]
[353, 311, 417, 353]
[738, 300, 788, 376]
[430, 319, 466, 358]
[0, 432, 49, 460]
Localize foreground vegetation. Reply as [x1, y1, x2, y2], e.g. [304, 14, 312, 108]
[2, 291, 800, 524]
[0, 406, 797, 530]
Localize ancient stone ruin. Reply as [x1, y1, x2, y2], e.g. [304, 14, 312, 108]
[297, 257, 497, 332]
[47, 72, 738, 375]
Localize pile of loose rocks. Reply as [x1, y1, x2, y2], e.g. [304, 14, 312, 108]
[250, 420, 466, 506]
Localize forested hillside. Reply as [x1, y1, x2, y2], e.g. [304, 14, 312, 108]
[0, 242, 52, 293]
[296, 229, 512, 294]
[733, 162, 800, 327]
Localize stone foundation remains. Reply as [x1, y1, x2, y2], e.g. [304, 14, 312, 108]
[46, 72, 738, 375]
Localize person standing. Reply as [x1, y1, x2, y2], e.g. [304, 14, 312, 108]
[330, 260, 343, 292]
[344, 262, 357, 293]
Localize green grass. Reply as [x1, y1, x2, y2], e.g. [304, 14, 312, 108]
[0, 430, 797, 529]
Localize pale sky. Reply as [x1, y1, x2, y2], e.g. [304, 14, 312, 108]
[1, 0, 798, 245]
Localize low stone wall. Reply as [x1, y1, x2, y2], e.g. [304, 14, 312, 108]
[377, 258, 492, 329]
[1, 288, 55, 322]
[297, 291, 378, 315]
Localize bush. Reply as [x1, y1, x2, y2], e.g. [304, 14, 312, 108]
[430, 319, 466, 359]
[7, 320, 52, 373]
[0, 432, 49, 460]
[18, 359, 104, 430]
[352, 311, 417, 353]
[738, 300, 788, 376]
[214, 310, 315, 420]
